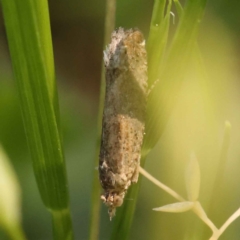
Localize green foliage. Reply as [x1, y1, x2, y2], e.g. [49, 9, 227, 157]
[0, 146, 26, 240]
[144, 0, 208, 151]
[1, 0, 239, 239]
[1, 0, 73, 239]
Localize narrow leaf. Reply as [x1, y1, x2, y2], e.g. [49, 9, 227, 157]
[0, 145, 26, 240]
[153, 201, 194, 213]
[1, 0, 73, 239]
[143, 0, 208, 153]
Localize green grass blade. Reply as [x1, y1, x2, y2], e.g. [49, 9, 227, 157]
[0, 145, 26, 240]
[173, 0, 184, 17]
[89, 0, 116, 240]
[144, 0, 208, 152]
[1, 0, 73, 239]
[52, 210, 73, 240]
[147, 0, 167, 57]
[147, 0, 171, 86]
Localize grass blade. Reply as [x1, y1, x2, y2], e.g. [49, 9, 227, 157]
[144, 0, 208, 152]
[0, 145, 26, 240]
[1, 0, 73, 239]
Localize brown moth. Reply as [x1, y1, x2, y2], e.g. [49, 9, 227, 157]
[99, 27, 148, 219]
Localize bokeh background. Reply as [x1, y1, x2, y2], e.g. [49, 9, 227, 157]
[0, 0, 240, 239]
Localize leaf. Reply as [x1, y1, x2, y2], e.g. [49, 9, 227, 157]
[1, 0, 74, 239]
[143, 0, 208, 153]
[153, 201, 194, 213]
[0, 145, 26, 240]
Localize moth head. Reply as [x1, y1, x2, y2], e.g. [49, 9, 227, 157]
[101, 191, 125, 220]
[130, 30, 145, 46]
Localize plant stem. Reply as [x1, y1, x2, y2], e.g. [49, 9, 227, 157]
[1, 0, 73, 238]
[52, 210, 73, 240]
[88, 1, 116, 240]
[139, 167, 185, 202]
[192, 202, 218, 234]
[210, 208, 240, 240]
[140, 167, 220, 237]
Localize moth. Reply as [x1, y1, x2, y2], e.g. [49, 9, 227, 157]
[99, 27, 148, 219]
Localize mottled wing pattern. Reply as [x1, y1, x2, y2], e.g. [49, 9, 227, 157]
[99, 28, 148, 219]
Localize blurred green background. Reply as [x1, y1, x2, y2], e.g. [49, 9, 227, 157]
[0, 0, 240, 239]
